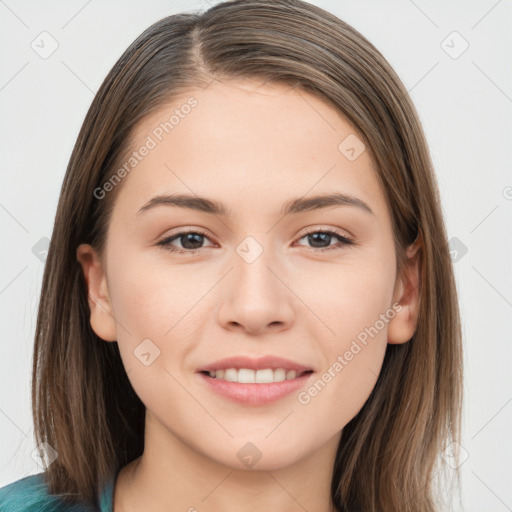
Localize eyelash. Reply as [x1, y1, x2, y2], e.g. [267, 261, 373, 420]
[156, 227, 354, 255]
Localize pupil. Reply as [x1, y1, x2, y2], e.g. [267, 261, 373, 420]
[182, 233, 203, 249]
[309, 233, 331, 248]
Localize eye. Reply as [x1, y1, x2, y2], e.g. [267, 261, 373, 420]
[156, 228, 214, 255]
[295, 227, 354, 252]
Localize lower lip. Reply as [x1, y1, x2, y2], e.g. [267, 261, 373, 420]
[197, 371, 313, 406]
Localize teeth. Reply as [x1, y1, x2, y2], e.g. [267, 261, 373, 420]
[207, 368, 305, 383]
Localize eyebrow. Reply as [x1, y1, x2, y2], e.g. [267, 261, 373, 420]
[136, 192, 374, 217]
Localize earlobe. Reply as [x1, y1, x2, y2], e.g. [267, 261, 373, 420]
[387, 231, 423, 345]
[76, 244, 117, 342]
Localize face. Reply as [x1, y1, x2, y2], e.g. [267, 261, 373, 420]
[77, 79, 420, 471]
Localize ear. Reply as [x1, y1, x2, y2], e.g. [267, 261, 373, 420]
[76, 243, 117, 342]
[387, 230, 423, 345]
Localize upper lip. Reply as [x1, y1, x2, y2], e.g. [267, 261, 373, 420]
[198, 355, 313, 373]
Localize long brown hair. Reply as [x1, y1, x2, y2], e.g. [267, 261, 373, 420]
[32, 1, 463, 510]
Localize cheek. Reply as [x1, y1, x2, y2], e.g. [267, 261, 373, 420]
[105, 254, 197, 413]
[297, 339, 387, 438]
[295, 267, 392, 428]
[295, 257, 393, 421]
[106, 248, 202, 337]
[105, 246, 216, 393]
[299, 253, 396, 341]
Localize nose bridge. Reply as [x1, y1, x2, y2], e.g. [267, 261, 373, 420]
[232, 232, 281, 298]
[215, 232, 294, 333]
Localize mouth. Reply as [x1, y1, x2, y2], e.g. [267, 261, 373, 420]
[196, 355, 315, 405]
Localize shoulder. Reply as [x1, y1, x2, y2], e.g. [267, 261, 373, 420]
[0, 473, 96, 511]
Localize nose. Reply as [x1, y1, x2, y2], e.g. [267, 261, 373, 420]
[215, 248, 295, 336]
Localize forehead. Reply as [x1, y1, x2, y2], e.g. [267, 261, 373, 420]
[111, 79, 389, 222]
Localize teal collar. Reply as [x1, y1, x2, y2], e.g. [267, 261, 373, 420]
[99, 467, 121, 512]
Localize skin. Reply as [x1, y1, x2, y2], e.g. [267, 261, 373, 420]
[77, 79, 421, 512]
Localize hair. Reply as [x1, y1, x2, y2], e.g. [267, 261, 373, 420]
[31, 0, 463, 510]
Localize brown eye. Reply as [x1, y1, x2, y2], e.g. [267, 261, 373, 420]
[156, 229, 213, 254]
[296, 229, 353, 252]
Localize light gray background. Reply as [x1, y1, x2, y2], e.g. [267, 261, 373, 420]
[1, 1, 511, 511]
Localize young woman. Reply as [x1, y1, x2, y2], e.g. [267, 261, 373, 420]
[0, 0, 463, 510]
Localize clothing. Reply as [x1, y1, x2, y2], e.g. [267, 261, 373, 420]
[0, 469, 117, 511]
